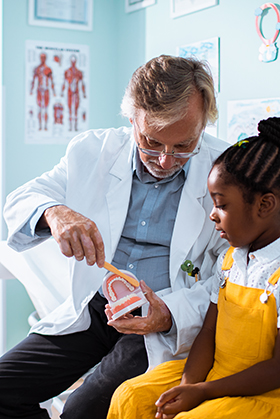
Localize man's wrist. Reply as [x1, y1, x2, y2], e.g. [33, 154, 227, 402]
[36, 204, 64, 231]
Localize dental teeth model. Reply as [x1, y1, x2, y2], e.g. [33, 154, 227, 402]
[102, 270, 147, 320]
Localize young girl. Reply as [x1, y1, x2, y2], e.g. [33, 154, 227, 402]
[107, 116, 280, 419]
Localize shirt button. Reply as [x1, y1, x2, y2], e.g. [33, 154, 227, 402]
[250, 254, 255, 259]
[155, 184, 159, 189]
[141, 221, 146, 226]
[129, 264, 134, 269]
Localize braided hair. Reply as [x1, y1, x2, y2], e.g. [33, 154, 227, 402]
[213, 117, 280, 203]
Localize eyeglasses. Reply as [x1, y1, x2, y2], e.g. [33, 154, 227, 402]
[134, 121, 204, 159]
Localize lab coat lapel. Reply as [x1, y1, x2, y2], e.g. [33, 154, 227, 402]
[106, 141, 134, 260]
[170, 144, 210, 284]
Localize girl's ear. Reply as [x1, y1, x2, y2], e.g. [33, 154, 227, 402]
[258, 193, 277, 218]
[129, 118, 133, 125]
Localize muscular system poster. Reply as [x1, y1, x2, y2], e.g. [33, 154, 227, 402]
[25, 40, 89, 144]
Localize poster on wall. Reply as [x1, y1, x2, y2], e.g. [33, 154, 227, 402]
[177, 37, 219, 137]
[171, 0, 218, 18]
[25, 40, 89, 145]
[227, 98, 280, 145]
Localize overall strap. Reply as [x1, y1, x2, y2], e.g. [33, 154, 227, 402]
[221, 247, 280, 290]
[221, 246, 235, 271]
[268, 266, 280, 286]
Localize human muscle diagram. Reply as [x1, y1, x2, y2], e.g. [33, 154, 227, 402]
[25, 40, 89, 144]
[30, 52, 56, 131]
[61, 55, 86, 132]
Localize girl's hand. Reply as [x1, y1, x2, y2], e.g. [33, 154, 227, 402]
[155, 383, 205, 419]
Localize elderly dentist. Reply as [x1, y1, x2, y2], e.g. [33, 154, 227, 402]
[0, 55, 228, 419]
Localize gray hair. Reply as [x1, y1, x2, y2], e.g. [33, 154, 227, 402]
[121, 54, 218, 129]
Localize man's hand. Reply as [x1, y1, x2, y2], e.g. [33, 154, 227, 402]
[105, 281, 172, 334]
[38, 205, 105, 267]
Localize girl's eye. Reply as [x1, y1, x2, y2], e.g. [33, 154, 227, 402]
[216, 205, 225, 210]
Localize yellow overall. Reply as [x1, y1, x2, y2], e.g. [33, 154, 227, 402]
[107, 247, 280, 418]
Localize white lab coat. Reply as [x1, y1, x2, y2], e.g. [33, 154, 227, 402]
[4, 126, 229, 367]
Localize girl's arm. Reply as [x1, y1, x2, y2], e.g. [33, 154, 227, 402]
[201, 328, 280, 399]
[181, 301, 217, 384]
[156, 321, 280, 418]
[155, 302, 217, 418]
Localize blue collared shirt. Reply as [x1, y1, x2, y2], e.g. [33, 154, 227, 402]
[107, 150, 189, 292]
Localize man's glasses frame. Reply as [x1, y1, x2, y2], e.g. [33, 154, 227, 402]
[134, 121, 204, 159]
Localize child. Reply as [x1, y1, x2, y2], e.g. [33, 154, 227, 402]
[106, 116, 280, 419]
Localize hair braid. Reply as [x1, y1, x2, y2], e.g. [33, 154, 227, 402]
[213, 117, 280, 202]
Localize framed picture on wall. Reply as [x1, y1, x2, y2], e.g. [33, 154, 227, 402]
[177, 37, 220, 137]
[227, 98, 280, 145]
[177, 37, 220, 92]
[125, 0, 156, 13]
[28, 0, 93, 31]
[171, 0, 218, 18]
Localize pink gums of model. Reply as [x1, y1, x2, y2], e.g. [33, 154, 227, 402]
[102, 270, 147, 320]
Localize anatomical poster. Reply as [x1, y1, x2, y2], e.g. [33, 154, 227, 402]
[25, 40, 89, 144]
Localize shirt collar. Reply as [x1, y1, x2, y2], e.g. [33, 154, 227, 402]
[249, 237, 280, 263]
[233, 237, 280, 265]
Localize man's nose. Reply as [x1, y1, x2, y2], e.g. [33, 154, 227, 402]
[158, 153, 176, 169]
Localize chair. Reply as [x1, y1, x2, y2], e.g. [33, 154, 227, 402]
[0, 238, 70, 318]
[0, 238, 80, 417]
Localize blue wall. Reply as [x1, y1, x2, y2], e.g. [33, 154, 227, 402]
[2, 0, 280, 349]
[144, 1, 280, 138]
